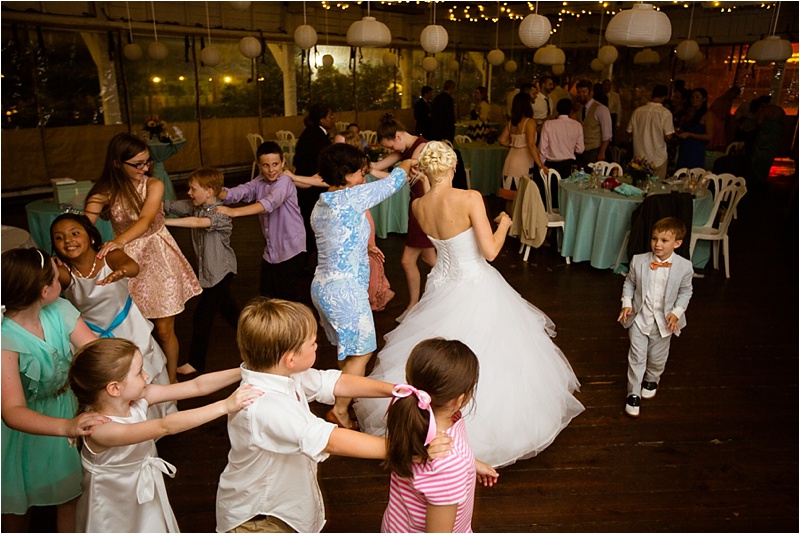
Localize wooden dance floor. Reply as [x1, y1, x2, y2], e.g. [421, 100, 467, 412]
[4, 166, 796, 532]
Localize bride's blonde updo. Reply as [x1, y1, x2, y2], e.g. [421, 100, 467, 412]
[418, 141, 457, 179]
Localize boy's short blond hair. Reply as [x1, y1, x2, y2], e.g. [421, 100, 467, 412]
[652, 217, 686, 241]
[237, 297, 317, 371]
[188, 167, 225, 196]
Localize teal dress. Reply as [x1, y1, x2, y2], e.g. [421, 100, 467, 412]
[1, 298, 83, 514]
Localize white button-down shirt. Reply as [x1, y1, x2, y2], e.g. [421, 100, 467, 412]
[215, 365, 340, 533]
[539, 115, 585, 163]
[627, 102, 675, 167]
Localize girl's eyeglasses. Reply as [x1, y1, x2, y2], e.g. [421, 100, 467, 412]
[122, 158, 154, 170]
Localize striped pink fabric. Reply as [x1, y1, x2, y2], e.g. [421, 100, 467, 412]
[381, 413, 476, 533]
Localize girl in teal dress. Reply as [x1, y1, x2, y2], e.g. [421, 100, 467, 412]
[1, 248, 107, 532]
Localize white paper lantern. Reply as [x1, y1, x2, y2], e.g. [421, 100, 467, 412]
[590, 58, 604, 72]
[420, 25, 448, 54]
[322, 54, 334, 67]
[605, 3, 671, 48]
[347, 16, 392, 48]
[487, 49, 505, 66]
[687, 50, 704, 65]
[755, 59, 771, 67]
[123, 42, 143, 61]
[422, 56, 438, 72]
[519, 13, 551, 48]
[239, 36, 262, 59]
[148, 41, 168, 61]
[633, 48, 660, 65]
[382, 51, 396, 67]
[294, 25, 317, 50]
[552, 64, 565, 76]
[200, 45, 221, 67]
[504, 60, 518, 73]
[449, 59, 460, 71]
[598, 45, 618, 65]
[676, 40, 699, 61]
[229, 2, 251, 11]
[534, 44, 565, 66]
[747, 35, 792, 62]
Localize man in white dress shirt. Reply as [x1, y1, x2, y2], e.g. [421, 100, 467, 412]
[627, 84, 675, 179]
[533, 76, 555, 130]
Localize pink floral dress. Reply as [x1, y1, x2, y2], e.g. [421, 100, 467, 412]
[109, 178, 201, 318]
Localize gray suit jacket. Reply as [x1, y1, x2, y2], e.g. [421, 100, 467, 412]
[622, 252, 693, 335]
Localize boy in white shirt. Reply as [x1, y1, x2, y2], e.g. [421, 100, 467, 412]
[215, 298, 449, 532]
[618, 218, 694, 418]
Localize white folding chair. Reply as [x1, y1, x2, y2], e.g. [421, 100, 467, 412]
[592, 161, 623, 176]
[689, 182, 747, 278]
[725, 141, 745, 155]
[454, 135, 473, 146]
[360, 130, 377, 145]
[335, 121, 350, 134]
[673, 167, 708, 181]
[519, 169, 570, 264]
[246, 133, 264, 180]
[707, 173, 745, 219]
[275, 130, 295, 142]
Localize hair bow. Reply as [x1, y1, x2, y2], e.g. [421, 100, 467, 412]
[390, 384, 437, 445]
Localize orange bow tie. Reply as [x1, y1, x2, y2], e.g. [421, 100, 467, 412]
[650, 260, 672, 270]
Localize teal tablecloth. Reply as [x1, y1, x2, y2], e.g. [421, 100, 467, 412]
[458, 143, 508, 196]
[367, 174, 409, 239]
[25, 199, 115, 252]
[557, 182, 712, 270]
[148, 139, 185, 202]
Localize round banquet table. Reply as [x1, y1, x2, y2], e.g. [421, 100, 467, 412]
[25, 199, 115, 251]
[457, 142, 509, 196]
[148, 139, 186, 202]
[557, 182, 712, 270]
[366, 174, 410, 239]
[1, 225, 37, 253]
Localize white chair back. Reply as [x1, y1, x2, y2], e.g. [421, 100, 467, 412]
[246, 133, 264, 180]
[673, 167, 708, 181]
[454, 135, 473, 145]
[591, 161, 623, 177]
[699, 182, 747, 230]
[361, 130, 377, 145]
[275, 130, 295, 142]
[725, 141, 745, 155]
[539, 168, 562, 213]
[336, 121, 350, 134]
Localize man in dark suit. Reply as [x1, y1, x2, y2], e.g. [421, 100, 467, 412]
[429, 80, 456, 142]
[413, 85, 433, 139]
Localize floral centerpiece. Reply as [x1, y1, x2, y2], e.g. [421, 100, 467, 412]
[627, 157, 655, 188]
[142, 116, 173, 143]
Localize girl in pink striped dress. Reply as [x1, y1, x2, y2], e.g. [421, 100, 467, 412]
[382, 339, 498, 533]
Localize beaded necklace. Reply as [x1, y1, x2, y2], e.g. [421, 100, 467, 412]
[70, 255, 98, 279]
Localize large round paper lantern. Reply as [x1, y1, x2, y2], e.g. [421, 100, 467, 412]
[598, 45, 619, 65]
[676, 40, 699, 61]
[382, 51, 397, 67]
[239, 36, 262, 58]
[449, 59, 460, 71]
[633, 48, 660, 65]
[294, 25, 317, 50]
[534, 44, 565, 66]
[347, 16, 391, 48]
[504, 60, 518, 73]
[519, 13, 551, 48]
[552, 64, 565, 76]
[605, 3, 671, 48]
[123, 42, 143, 61]
[321, 54, 334, 67]
[747, 35, 792, 62]
[420, 25, 448, 53]
[229, 2, 251, 11]
[687, 50, 704, 65]
[200, 45, 221, 67]
[422, 56, 438, 72]
[590, 58, 604, 72]
[148, 41, 168, 61]
[487, 49, 505, 66]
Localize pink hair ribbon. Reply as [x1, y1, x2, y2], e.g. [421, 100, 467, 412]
[390, 384, 437, 446]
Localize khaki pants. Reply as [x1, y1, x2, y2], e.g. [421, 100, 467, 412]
[228, 515, 296, 533]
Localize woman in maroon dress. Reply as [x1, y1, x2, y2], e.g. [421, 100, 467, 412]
[371, 114, 436, 323]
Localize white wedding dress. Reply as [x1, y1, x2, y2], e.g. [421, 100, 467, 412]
[353, 228, 584, 468]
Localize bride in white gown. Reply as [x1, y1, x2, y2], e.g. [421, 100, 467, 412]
[354, 141, 584, 468]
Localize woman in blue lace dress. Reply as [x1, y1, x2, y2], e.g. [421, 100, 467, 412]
[310, 143, 413, 430]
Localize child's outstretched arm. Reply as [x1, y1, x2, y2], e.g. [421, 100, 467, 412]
[97, 178, 165, 258]
[476, 460, 499, 487]
[284, 170, 328, 189]
[97, 249, 140, 286]
[333, 374, 394, 399]
[324, 427, 386, 459]
[86, 384, 262, 453]
[164, 216, 212, 228]
[216, 202, 265, 218]
[144, 367, 243, 405]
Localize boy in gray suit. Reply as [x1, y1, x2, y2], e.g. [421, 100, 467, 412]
[618, 217, 694, 417]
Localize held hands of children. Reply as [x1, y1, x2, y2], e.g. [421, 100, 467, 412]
[224, 384, 264, 414]
[476, 460, 499, 487]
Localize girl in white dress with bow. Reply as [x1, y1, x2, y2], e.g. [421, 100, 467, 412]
[354, 141, 584, 468]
